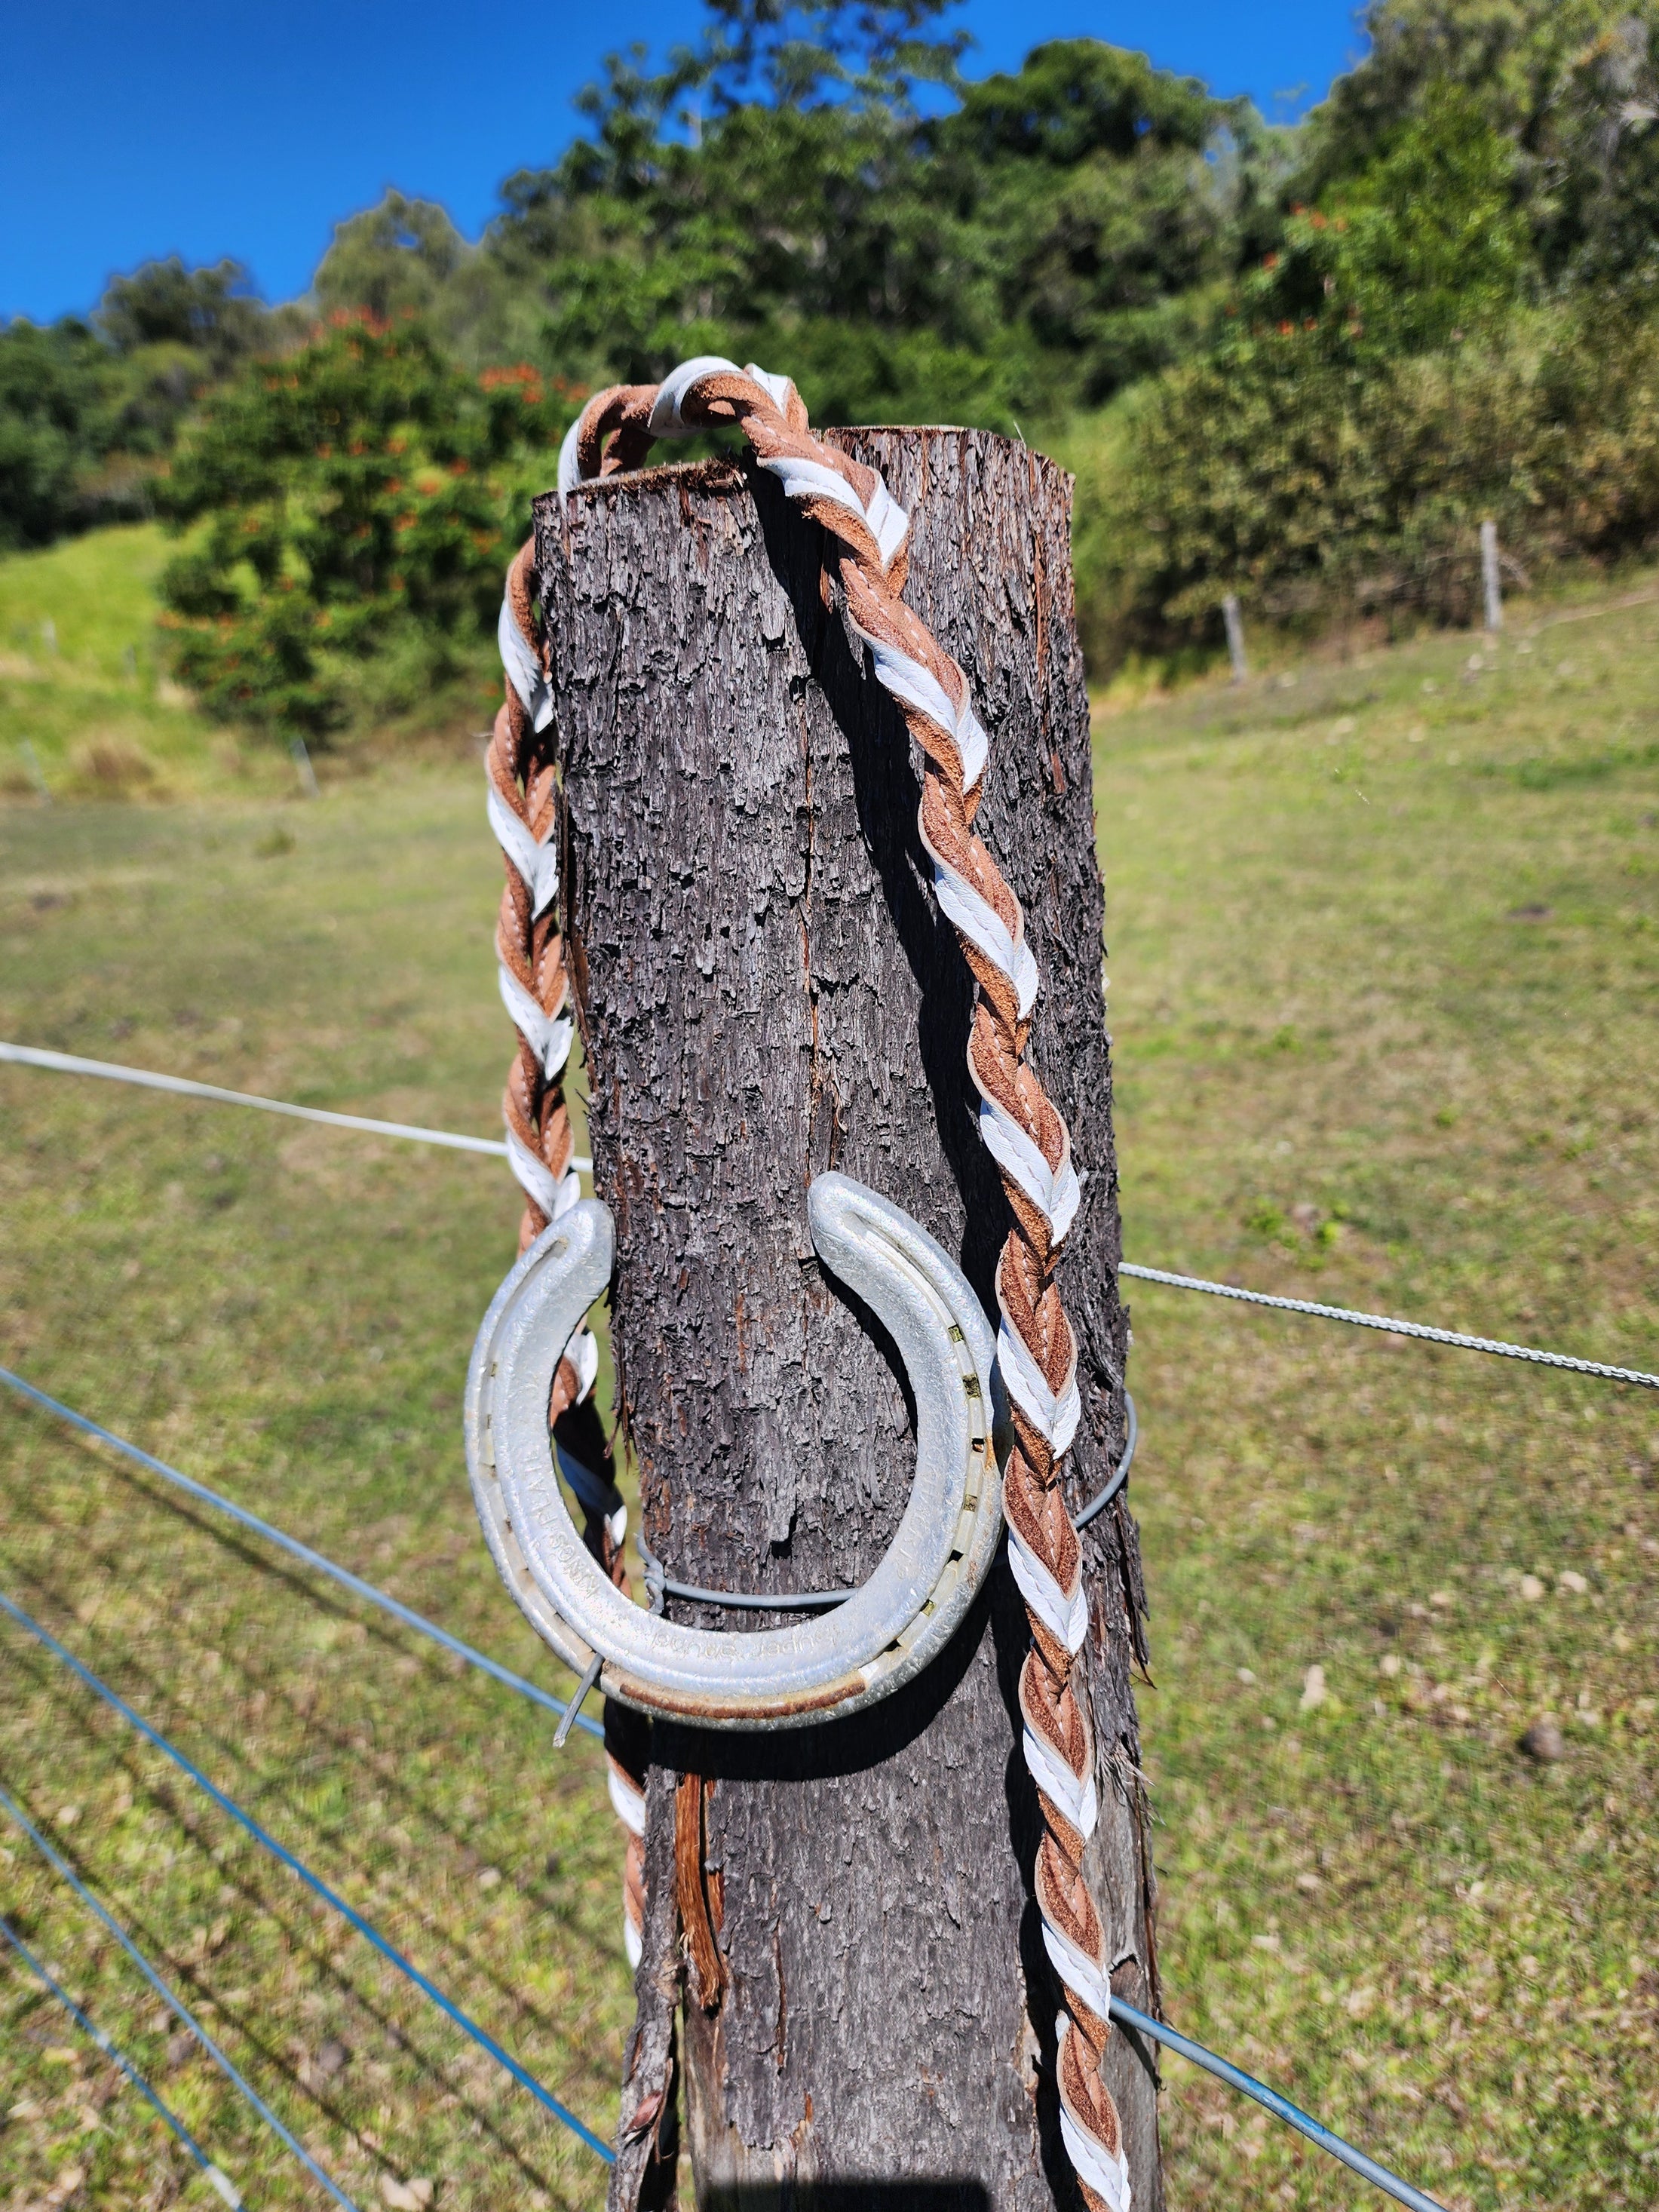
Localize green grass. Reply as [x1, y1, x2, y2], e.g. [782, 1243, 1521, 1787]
[0, 786, 618, 2210]
[0, 525, 284, 805]
[0, 524, 498, 807]
[1099, 589, 1659, 2207]
[2, 574, 1656, 2210]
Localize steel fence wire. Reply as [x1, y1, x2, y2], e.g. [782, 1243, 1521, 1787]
[0, 1591, 614, 2166]
[1, 1915, 245, 2208]
[0, 1365, 604, 1744]
[1, 1784, 363, 2209]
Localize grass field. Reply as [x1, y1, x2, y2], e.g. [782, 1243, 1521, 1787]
[0, 526, 276, 806]
[2, 570, 1656, 2212]
[0, 523, 497, 808]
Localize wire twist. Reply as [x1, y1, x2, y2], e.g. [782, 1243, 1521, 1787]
[557, 354, 1130, 2212]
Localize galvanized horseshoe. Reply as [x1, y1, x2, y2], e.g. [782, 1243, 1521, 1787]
[465, 1172, 1004, 1729]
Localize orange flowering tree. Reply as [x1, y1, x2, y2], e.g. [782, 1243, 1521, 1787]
[156, 316, 580, 736]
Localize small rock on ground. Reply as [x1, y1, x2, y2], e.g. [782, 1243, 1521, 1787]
[1519, 1717, 1565, 1763]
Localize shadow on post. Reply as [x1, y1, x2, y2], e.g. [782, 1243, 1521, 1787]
[704, 2189, 992, 2210]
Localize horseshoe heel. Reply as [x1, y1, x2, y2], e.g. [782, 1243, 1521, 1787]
[465, 1171, 1003, 1728]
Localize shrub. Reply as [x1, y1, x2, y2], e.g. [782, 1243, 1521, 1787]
[1098, 299, 1659, 656]
[155, 318, 578, 738]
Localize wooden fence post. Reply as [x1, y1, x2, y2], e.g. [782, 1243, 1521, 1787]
[537, 431, 1162, 2212]
[1480, 520, 1503, 635]
[1222, 591, 1247, 683]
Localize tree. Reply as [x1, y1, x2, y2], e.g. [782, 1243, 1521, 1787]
[0, 321, 113, 549]
[1, 259, 282, 550]
[1249, 83, 1529, 362]
[1301, 0, 1659, 287]
[314, 192, 551, 372]
[313, 193, 471, 327]
[155, 318, 578, 735]
[483, 2, 1274, 419]
[932, 41, 1283, 400]
[96, 256, 266, 376]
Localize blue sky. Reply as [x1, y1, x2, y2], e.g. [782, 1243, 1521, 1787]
[3, 1, 1367, 324]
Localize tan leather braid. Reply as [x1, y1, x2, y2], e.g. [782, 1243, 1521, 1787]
[492, 538, 652, 1980]
[488, 546, 596, 1434]
[563, 360, 1130, 2212]
[492, 552, 572, 1240]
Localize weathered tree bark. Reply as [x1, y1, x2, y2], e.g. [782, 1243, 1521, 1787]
[535, 429, 1161, 2212]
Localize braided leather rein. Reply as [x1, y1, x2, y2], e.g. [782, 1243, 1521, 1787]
[487, 356, 1131, 2212]
[487, 519, 647, 1962]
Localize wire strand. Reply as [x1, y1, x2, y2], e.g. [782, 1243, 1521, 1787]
[1, 1915, 244, 2208]
[0, 1041, 592, 1171]
[1118, 1264, 1657, 1388]
[0, 1591, 615, 2166]
[0, 1365, 603, 1745]
[1073, 1393, 1137, 1530]
[1109, 1996, 1446, 2212]
[0, 1785, 363, 2210]
[7, 1039, 1648, 1386]
[630, 1392, 1140, 1612]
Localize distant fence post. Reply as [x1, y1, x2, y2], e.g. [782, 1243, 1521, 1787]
[1222, 591, 1248, 683]
[17, 741, 51, 804]
[289, 737, 320, 799]
[1480, 520, 1503, 634]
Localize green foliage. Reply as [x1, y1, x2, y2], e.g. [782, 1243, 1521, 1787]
[312, 194, 541, 371]
[95, 255, 268, 376]
[1086, 37, 1659, 667]
[16, 0, 1659, 683]
[1, 259, 286, 552]
[315, 197, 468, 324]
[1245, 85, 1529, 363]
[155, 318, 578, 737]
[1305, 0, 1659, 290]
[931, 41, 1283, 401]
[1109, 298, 1659, 641]
[0, 321, 115, 550]
[476, 8, 1274, 420]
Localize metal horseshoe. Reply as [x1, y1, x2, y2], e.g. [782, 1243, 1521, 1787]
[465, 1171, 1004, 1729]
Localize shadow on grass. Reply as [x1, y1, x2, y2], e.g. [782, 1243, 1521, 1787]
[0, 1751, 600, 2205]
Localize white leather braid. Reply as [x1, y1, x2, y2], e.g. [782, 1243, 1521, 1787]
[607, 1756, 648, 1970]
[1023, 1720, 1099, 1840]
[488, 536, 631, 1962]
[486, 779, 560, 919]
[995, 1313, 1082, 1458]
[1006, 1513, 1089, 1655]
[1059, 2034, 1133, 2212]
[498, 593, 553, 734]
[559, 356, 1133, 2209]
[976, 1088, 1079, 1241]
[487, 545, 596, 1399]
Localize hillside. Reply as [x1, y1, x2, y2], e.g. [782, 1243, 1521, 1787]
[0, 525, 266, 802]
[0, 522, 496, 802]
